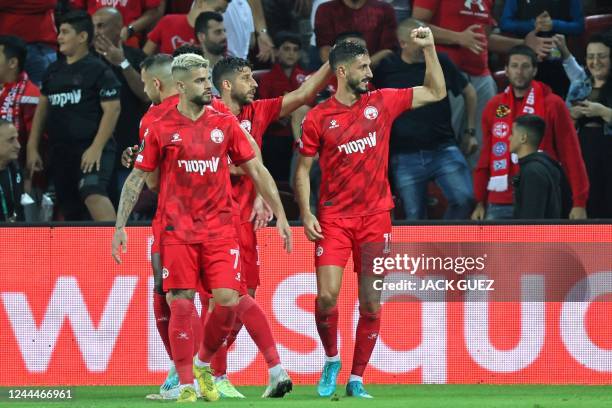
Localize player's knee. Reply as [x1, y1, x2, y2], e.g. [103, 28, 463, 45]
[317, 292, 338, 310]
[212, 289, 240, 307]
[167, 289, 195, 303]
[360, 301, 381, 315]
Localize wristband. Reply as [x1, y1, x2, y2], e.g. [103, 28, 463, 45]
[119, 59, 131, 70]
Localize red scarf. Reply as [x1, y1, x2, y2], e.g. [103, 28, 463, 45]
[0, 72, 29, 133]
[487, 80, 546, 192]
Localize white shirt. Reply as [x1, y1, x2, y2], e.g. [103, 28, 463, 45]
[223, 0, 255, 59]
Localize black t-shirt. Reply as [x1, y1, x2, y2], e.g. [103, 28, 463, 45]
[95, 46, 147, 158]
[373, 52, 467, 153]
[41, 53, 121, 146]
[0, 162, 24, 222]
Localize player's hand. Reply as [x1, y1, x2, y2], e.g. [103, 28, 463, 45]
[457, 24, 486, 55]
[250, 195, 274, 231]
[81, 144, 103, 173]
[411, 26, 436, 49]
[471, 202, 486, 221]
[276, 217, 293, 253]
[569, 104, 586, 120]
[302, 212, 324, 241]
[569, 206, 587, 220]
[26, 147, 44, 177]
[121, 145, 138, 168]
[112, 227, 128, 264]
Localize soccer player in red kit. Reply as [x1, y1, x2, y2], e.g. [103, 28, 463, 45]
[206, 56, 330, 397]
[112, 53, 293, 402]
[294, 27, 447, 398]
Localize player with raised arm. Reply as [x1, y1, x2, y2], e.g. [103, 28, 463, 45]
[293, 27, 446, 398]
[205, 56, 330, 398]
[112, 53, 293, 402]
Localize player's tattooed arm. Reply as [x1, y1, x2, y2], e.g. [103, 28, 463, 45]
[279, 62, 332, 118]
[112, 168, 147, 263]
[411, 27, 447, 109]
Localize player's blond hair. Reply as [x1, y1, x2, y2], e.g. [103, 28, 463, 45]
[171, 53, 209, 79]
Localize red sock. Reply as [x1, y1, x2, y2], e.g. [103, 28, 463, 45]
[315, 302, 339, 357]
[351, 308, 381, 377]
[233, 296, 280, 368]
[169, 299, 196, 384]
[211, 318, 243, 377]
[153, 293, 172, 360]
[191, 308, 202, 356]
[198, 305, 235, 363]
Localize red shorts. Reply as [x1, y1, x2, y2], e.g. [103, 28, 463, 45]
[161, 239, 246, 295]
[315, 211, 392, 274]
[239, 222, 260, 289]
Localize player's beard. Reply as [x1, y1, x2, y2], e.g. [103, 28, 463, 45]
[231, 88, 253, 106]
[190, 93, 212, 107]
[347, 75, 370, 95]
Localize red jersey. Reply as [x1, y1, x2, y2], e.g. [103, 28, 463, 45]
[315, 0, 398, 55]
[138, 95, 180, 142]
[231, 97, 283, 222]
[413, 0, 494, 76]
[299, 88, 413, 218]
[135, 106, 256, 244]
[70, 0, 160, 26]
[258, 64, 309, 138]
[0, 0, 57, 47]
[148, 14, 197, 54]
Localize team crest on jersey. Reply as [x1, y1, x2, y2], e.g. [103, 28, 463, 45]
[240, 120, 252, 133]
[211, 128, 224, 143]
[316, 246, 324, 257]
[162, 267, 169, 279]
[364, 105, 378, 120]
[493, 122, 509, 138]
[496, 104, 511, 118]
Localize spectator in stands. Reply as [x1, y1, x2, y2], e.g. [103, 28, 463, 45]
[308, 0, 332, 70]
[143, 0, 230, 55]
[384, 0, 411, 22]
[315, 0, 398, 67]
[92, 7, 148, 200]
[559, 33, 612, 218]
[0, 0, 58, 86]
[509, 114, 562, 219]
[0, 119, 24, 222]
[374, 18, 475, 219]
[258, 31, 310, 181]
[413, 0, 555, 167]
[70, 0, 164, 45]
[0, 36, 41, 176]
[194, 11, 228, 92]
[500, 0, 585, 98]
[472, 45, 589, 220]
[27, 11, 121, 221]
[223, 0, 275, 62]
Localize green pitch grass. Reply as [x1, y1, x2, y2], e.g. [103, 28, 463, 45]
[3, 385, 612, 408]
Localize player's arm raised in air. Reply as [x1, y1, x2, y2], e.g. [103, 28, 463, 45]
[278, 62, 332, 117]
[410, 27, 447, 109]
[240, 158, 293, 253]
[112, 167, 149, 263]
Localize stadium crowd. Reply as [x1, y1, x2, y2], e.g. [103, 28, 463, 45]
[1, 0, 612, 222]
